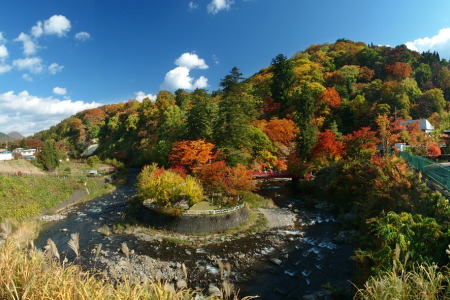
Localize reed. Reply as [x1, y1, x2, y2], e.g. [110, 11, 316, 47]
[68, 232, 80, 258]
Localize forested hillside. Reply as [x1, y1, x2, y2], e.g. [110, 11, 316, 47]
[34, 40, 450, 172]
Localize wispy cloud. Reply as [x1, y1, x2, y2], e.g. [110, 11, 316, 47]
[0, 64, 12, 74]
[75, 31, 91, 42]
[0, 90, 100, 136]
[0, 45, 8, 60]
[161, 52, 209, 91]
[13, 57, 44, 74]
[14, 33, 38, 56]
[405, 28, 450, 59]
[48, 63, 64, 75]
[207, 0, 234, 15]
[188, 1, 199, 11]
[53, 87, 67, 95]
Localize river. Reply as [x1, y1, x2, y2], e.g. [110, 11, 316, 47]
[36, 175, 354, 299]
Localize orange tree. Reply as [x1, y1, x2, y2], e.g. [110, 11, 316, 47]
[311, 129, 345, 167]
[195, 161, 255, 206]
[168, 140, 216, 173]
[343, 127, 379, 160]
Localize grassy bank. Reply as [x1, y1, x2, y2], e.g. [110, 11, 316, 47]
[0, 175, 115, 222]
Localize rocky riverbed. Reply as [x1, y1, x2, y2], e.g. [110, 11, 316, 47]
[36, 178, 355, 299]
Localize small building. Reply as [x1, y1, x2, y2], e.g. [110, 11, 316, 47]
[13, 148, 37, 157]
[0, 151, 13, 161]
[402, 119, 434, 134]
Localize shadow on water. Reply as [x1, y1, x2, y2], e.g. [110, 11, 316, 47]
[36, 176, 354, 299]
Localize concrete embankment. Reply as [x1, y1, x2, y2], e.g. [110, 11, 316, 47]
[138, 206, 250, 233]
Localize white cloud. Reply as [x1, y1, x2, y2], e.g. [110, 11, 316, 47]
[405, 28, 450, 60]
[53, 87, 67, 95]
[161, 66, 209, 91]
[135, 91, 156, 102]
[175, 52, 209, 69]
[161, 52, 209, 91]
[0, 90, 100, 136]
[207, 0, 234, 15]
[0, 64, 12, 74]
[0, 44, 8, 60]
[189, 1, 199, 11]
[43, 15, 71, 37]
[75, 31, 91, 42]
[194, 76, 208, 88]
[14, 32, 38, 56]
[22, 74, 33, 82]
[162, 67, 193, 90]
[31, 21, 44, 38]
[0, 32, 6, 44]
[48, 63, 64, 75]
[13, 57, 43, 74]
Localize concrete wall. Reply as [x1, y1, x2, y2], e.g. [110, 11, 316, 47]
[138, 205, 250, 234]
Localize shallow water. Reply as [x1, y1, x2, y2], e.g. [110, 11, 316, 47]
[36, 177, 354, 299]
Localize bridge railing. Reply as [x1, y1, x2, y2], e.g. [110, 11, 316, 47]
[400, 151, 450, 189]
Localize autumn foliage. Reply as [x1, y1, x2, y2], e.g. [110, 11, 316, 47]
[311, 129, 345, 165]
[319, 87, 342, 109]
[260, 118, 299, 146]
[343, 127, 379, 159]
[169, 140, 216, 172]
[195, 161, 255, 204]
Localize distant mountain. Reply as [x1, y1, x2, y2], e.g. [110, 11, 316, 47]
[8, 131, 24, 140]
[0, 132, 12, 143]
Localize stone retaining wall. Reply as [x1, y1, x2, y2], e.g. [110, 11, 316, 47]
[138, 205, 250, 234]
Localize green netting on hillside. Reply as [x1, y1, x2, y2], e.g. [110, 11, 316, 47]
[400, 151, 450, 189]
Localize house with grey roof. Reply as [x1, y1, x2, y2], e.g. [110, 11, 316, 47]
[402, 119, 434, 134]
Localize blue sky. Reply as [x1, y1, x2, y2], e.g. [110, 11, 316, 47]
[1, 0, 450, 136]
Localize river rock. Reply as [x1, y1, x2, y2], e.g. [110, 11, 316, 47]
[41, 214, 66, 222]
[270, 258, 282, 266]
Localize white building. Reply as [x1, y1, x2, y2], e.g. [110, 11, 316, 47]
[0, 151, 13, 161]
[13, 148, 37, 157]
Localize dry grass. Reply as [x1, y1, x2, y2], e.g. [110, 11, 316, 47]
[354, 247, 450, 299]
[0, 220, 256, 300]
[0, 239, 201, 300]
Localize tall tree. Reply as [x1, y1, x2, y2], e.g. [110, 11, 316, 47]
[37, 139, 59, 171]
[219, 67, 243, 93]
[185, 89, 218, 141]
[214, 83, 259, 163]
[293, 83, 317, 159]
[270, 54, 295, 115]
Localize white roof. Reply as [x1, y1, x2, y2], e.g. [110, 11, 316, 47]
[403, 119, 434, 131]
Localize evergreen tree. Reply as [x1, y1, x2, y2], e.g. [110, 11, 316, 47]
[185, 89, 218, 141]
[293, 83, 317, 158]
[270, 54, 295, 115]
[37, 139, 60, 171]
[219, 67, 243, 93]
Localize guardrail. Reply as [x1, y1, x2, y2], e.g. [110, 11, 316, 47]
[143, 201, 245, 215]
[183, 203, 245, 215]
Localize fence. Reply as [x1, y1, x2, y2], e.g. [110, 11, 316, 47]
[143, 201, 245, 216]
[0, 171, 72, 179]
[183, 203, 245, 215]
[400, 151, 450, 190]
